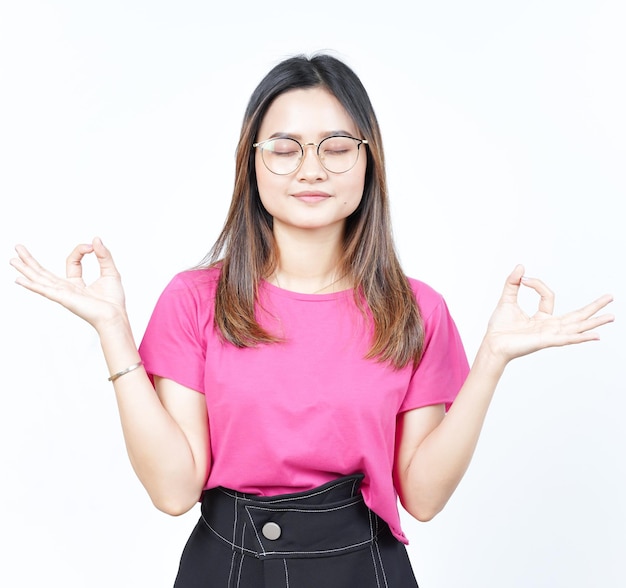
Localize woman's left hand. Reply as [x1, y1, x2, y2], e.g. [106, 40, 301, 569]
[483, 264, 614, 363]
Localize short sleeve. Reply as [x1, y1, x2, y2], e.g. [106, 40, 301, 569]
[138, 271, 216, 394]
[399, 292, 469, 413]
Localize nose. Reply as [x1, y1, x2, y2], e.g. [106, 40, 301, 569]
[297, 143, 327, 180]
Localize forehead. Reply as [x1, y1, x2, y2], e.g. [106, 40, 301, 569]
[258, 87, 358, 139]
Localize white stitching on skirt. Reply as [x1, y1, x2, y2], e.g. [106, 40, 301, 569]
[202, 513, 377, 557]
[227, 550, 236, 588]
[200, 515, 258, 555]
[227, 491, 239, 585]
[370, 545, 381, 588]
[245, 499, 362, 515]
[255, 539, 374, 557]
[244, 500, 372, 556]
[368, 508, 381, 588]
[375, 540, 389, 588]
[245, 504, 377, 556]
[233, 492, 239, 543]
[235, 524, 246, 588]
[246, 508, 267, 553]
[371, 513, 389, 588]
[283, 559, 290, 588]
[219, 478, 357, 505]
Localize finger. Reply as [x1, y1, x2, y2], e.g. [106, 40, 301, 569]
[520, 275, 555, 315]
[13, 244, 46, 271]
[561, 294, 615, 325]
[91, 237, 120, 278]
[557, 331, 602, 345]
[553, 315, 613, 345]
[541, 302, 614, 348]
[65, 243, 95, 279]
[499, 264, 525, 304]
[11, 244, 58, 284]
[578, 311, 615, 334]
[11, 247, 64, 299]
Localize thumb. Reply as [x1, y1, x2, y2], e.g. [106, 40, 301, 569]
[499, 264, 525, 304]
[92, 237, 120, 277]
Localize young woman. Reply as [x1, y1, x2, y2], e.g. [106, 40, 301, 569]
[10, 54, 613, 587]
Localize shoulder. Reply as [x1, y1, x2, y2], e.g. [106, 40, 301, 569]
[405, 276, 447, 321]
[153, 266, 222, 318]
[405, 276, 467, 371]
[164, 265, 221, 296]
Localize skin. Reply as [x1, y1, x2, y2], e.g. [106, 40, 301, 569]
[255, 88, 367, 292]
[255, 88, 366, 233]
[9, 87, 615, 521]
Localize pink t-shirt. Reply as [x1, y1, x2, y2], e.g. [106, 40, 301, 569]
[138, 267, 469, 544]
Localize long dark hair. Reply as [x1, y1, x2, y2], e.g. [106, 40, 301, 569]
[202, 53, 424, 368]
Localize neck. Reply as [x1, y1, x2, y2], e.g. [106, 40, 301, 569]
[270, 223, 349, 294]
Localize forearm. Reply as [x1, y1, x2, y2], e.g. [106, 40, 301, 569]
[100, 317, 208, 514]
[399, 342, 507, 521]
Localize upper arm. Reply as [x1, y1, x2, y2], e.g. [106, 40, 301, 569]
[154, 376, 211, 484]
[394, 404, 445, 502]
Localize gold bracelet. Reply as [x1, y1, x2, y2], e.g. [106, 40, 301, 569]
[108, 361, 144, 382]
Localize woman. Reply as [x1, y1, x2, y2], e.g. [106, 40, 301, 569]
[10, 54, 613, 587]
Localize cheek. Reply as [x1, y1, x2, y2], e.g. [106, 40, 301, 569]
[341, 168, 367, 208]
[256, 178, 289, 223]
[337, 187, 364, 217]
[255, 159, 278, 207]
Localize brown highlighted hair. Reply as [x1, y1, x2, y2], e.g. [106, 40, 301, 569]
[202, 53, 424, 369]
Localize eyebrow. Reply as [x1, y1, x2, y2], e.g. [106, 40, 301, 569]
[266, 130, 358, 140]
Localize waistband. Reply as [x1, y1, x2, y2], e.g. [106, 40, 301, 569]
[200, 474, 385, 560]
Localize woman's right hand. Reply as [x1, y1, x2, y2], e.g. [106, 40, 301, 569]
[10, 237, 128, 332]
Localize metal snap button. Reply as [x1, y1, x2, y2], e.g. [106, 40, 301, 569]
[261, 521, 282, 540]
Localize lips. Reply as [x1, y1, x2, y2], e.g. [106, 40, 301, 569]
[291, 191, 332, 203]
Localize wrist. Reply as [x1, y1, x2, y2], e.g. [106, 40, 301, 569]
[98, 315, 142, 378]
[473, 336, 509, 376]
[94, 306, 131, 334]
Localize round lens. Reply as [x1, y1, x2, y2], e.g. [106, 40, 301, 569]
[319, 137, 360, 173]
[261, 138, 302, 175]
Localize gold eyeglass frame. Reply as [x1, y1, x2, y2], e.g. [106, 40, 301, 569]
[252, 135, 368, 175]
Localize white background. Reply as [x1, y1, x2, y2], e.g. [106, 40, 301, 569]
[1, 1, 624, 586]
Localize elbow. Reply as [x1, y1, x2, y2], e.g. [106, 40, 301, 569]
[405, 503, 442, 523]
[410, 507, 440, 523]
[139, 471, 208, 516]
[156, 502, 194, 517]
[399, 493, 446, 523]
[150, 493, 201, 517]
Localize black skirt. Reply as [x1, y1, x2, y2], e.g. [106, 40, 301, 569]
[173, 474, 419, 588]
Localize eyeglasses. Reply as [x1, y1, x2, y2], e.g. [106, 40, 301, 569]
[253, 135, 368, 175]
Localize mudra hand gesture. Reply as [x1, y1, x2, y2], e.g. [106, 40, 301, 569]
[10, 237, 127, 332]
[483, 264, 613, 365]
